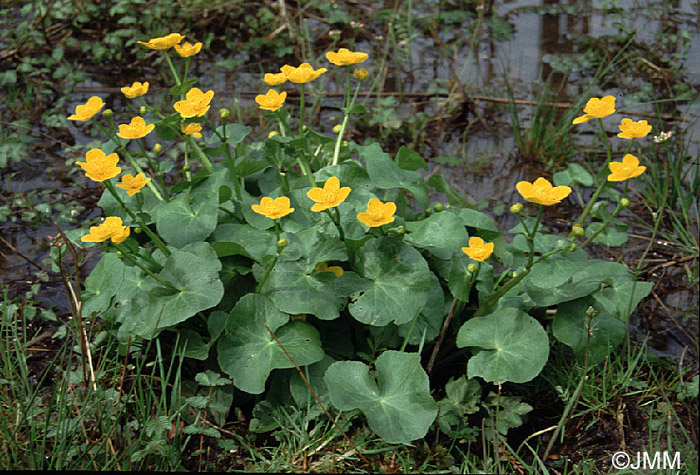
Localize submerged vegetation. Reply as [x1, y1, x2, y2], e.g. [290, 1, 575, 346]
[1, 0, 698, 472]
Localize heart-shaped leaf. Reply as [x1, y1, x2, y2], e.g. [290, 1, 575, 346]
[324, 351, 437, 443]
[457, 308, 549, 383]
[348, 237, 432, 326]
[217, 294, 324, 394]
[404, 211, 468, 259]
[152, 190, 218, 248]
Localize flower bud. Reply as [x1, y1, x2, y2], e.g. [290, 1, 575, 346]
[433, 202, 444, 212]
[510, 203, 523, 214]
[139, 105, 147, 115]
[268, 131, 279, 138]
[219, 108, 230, 119]
[395, 225, 405, 234]
[333, 124, 343, 134]
[153, 143, 162, 154]
[354, 68, 369, 81]
[134, 227, 142, 234]
[301, 125, 308, 132]
[277, 237, 288, 248]
[467, 263, 479, 274]
[511, 271, 518, 278]
[116, 251, 124, 258]
[101, 108, 113, 118]
[620, 198, 630, 208]
[570, 243, 578, 252]
[572, 224, 585, 237]
[342, 140, 348, 147]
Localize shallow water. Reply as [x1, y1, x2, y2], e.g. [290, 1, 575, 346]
[1, 0, 698, 357]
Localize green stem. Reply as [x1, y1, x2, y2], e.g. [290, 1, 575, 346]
[136, 139, 169, 200]
[186, 136, 213, 173]
[256, 222, 282, 293]
[112, 243, 176, 291]
[575, 179, 608, 228]
[183, 140, 191, 182]
[104, 181, 170, 257]
[163, 50, 181, 86]
[580, 182, 628, 249]
[598, 118, 611, 164]
[298, 83, 306, 137]
[473, 268, 531, 318]
[527, 206, 544, 269]
[332, 79, 363, 166]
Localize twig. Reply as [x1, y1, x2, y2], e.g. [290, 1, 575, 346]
[427, 297, 458, 374]
[261, 322, 372, 467]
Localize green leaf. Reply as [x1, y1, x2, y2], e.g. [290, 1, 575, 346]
[428, 173, 473, 208]
[116, 243, 224, 340]
[217, 294, 324, 394]
[152, 191, 218, 248]
[215, 123, 250, 145]
[265, 261, 344, 320]
[404, 212, 468, 259]
[348, 237, 432, 326]
[437, 375, 481, 438]
[289, 355, 336, 411]
[154, 113, 181, 141]
[587, 222, 629, 247]
[81, 253, 125, 316]
[359, 143, 429, 208]
[594, 280, 654, 321]
[397, 273, 447, 345]
[553, 163, 594, 187]
[211, 223, 276, 262]
[457, 308, 549, 383]
[396, 146, 428, 171]
[324, 351, 437, 444]
[170, 78, 200, 96]
[458, 208, 499, 233]
[552, 296, 627, 365]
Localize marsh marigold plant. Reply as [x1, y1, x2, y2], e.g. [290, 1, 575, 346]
[174, 41, 202, 58]
[68, 96, 104, 121]
[174, 88, 214, 118]
[516, 177, 572, 206]
[255, 89, 287, 112]
[76, 149, 121, 182]
[572, 95, 616, 124]
[81, 216, 130, 243]
[117, 116, 155, 139]
[326, 48, 369, 66]
[121, 82, 149, 99]
[116, 173, 151, 196]
[137, 33, 185, 49]
[357, 198, 396, 227]
[252, 196, 295, 219]
[617, 118, 652, 139]
[307, 176, 351, 212]
[461, 237, 494, 262]
[281, 63, 327, 83]
[607, 154, 646, 181]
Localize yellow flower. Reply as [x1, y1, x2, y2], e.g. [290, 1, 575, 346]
[137, 33, 185, 50]
[68, 96, 104, 121]
[76, 149, 121, 182]
[306, 176, 351, 212]
[252, 196, 295, 219]
[316, 262, 344, 277]
[116, 173, 151, 196]
[180, 122, 203, 138]
[255, 89, 287, 112]
[516, 177, 572, 206]
[121, 82, 149, 99]
[173, 88, 214, 118]
[461, 237, 494, 262]
[326, 48, 369, 66]
[354, 68, 369, 81]
[572, 95, 616, 124]
[617, 118, 652, 139]
[117, 116, 155, 139]
[357, 198, 396, 227]
[81, 216, 130, 244]
[280, 63, 327, 84]
[607, 154, 646, 182]
[264, 72, 287, 86]
[174, 41, 202, 58]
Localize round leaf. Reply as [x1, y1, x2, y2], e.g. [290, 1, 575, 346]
[456, 308, 549, 383]
[324, 351, 437, 444]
